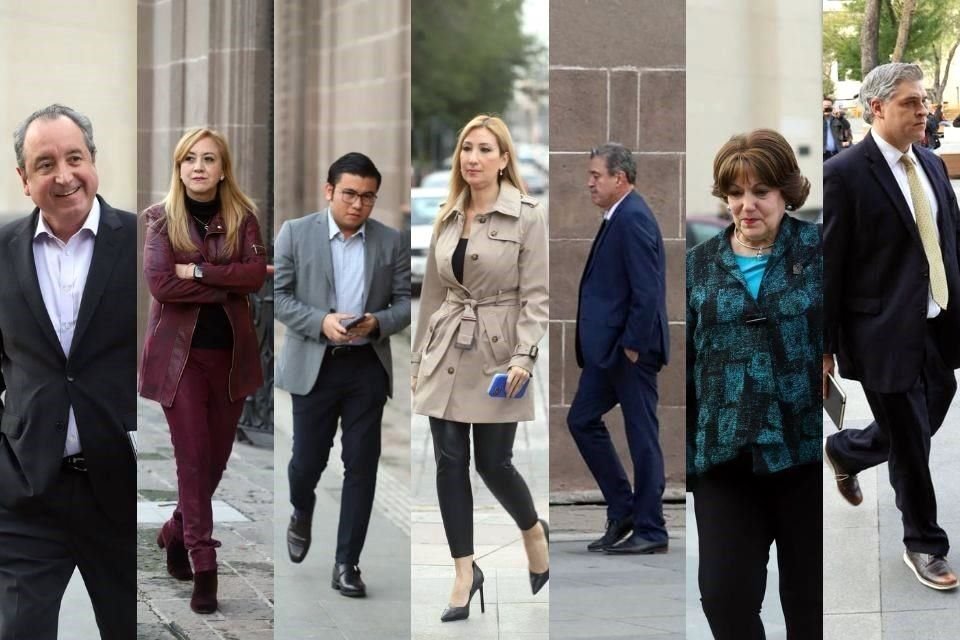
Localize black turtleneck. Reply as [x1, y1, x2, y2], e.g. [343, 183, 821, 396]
[185, 193, 233, 350]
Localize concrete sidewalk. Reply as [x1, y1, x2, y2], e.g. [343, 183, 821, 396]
[410, 341, 549, 639]
[551, 504, 685, 640]
[273, 328, 412, 639]
[137, 398, 274, 639]
[823, 371, 960, 639]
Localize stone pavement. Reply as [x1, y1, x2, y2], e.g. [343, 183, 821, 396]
[273, 327, 412, 639]
[551, 504, 685, 640]
[137, 398, 274, 639]
[823, 371, 960, 639]
[410, 340, 549, 639]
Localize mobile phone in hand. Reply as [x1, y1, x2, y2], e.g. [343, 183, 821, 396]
[487, 372, 530, 399]
[342, 315, 365, 331]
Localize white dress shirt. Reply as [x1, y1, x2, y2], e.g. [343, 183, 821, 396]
[32, 198, 100, 456]
[873, 133, 941, 318]
[604, 189, 631, 222]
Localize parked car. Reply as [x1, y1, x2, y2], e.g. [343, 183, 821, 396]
[686, 215, 729, 250]
[518, 162, 548, 195]
[419, 170, 449, 189]
[411, 187, 447, 291]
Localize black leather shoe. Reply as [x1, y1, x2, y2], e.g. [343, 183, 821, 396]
[604, 533, 668, 555]
[903, 551, 959, 590]
[530, 519, 550, 595]
[287, 510, 312, 563]
[587, 519, 633, 552]
[441, 562, 485, 622]
[825, 437, 862, 506]
[331, 563, 366, 597]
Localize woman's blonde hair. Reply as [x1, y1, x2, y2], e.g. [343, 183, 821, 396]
[160, 128, 257, 257]
[435, 114, 526, 231]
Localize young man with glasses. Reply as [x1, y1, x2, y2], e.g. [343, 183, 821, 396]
[275, 152, 411, 597]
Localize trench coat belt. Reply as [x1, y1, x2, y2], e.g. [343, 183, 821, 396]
[445, 288, 520, 350]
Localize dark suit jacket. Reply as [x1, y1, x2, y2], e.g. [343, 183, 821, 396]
[824, 132, 960, 393]
[575, 189, 669, 370]
[0, 195, 136, 528]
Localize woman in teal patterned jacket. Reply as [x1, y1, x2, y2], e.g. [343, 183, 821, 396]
[686, 129, 822, 639]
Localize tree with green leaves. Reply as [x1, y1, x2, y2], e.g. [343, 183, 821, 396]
[412, 0, 537, 169]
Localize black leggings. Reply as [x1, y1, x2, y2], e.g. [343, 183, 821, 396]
[430, 418, 539, 558]
[693, 456, 822, 640]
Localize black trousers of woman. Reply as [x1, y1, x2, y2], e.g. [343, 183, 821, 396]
[693, 455, 822, 640]
[430, 419, 539, 558]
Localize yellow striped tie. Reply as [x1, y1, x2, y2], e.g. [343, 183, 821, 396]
[900, 155, 948, 309]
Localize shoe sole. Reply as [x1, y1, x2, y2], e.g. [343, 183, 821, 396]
[587, 531, 633, 552]
[824, 438, 862, 507]
[902, 552, 959, 591]
[604, 546, 668, 555]
[331, 580, 366, 597]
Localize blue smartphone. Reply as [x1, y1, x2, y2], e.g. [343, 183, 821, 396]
[487, 372, 530, 399]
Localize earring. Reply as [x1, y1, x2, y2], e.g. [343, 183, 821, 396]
[220, 176, 224, 181]
[498, 168, 503, 178]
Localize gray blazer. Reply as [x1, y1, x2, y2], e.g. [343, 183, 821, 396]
[274, 209, 411, 396]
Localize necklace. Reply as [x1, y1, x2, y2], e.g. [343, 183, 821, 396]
[733, 228, 774, 259]
[191, 214, 210, 233]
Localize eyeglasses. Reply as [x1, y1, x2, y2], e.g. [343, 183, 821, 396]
[338, 188, 378, 207]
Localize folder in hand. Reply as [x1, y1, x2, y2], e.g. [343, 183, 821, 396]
[824, 371, 846, 430]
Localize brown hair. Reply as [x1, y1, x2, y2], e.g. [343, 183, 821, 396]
[159, 128, 257, 257]
[712, 129, 810, 211]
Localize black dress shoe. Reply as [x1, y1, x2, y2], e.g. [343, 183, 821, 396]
[825, 437, 863, 506]
[587, 519, 633, 552]
[903, 551, 959, 590]
[331, 563, 366, 597]
[441, 562, 485, 622]
[604, 533, 668, 555]
[530, 519, 550, 595]
[287, 511, 312, 563]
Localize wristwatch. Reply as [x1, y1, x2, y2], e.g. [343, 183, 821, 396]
[193, 264, 204, 280]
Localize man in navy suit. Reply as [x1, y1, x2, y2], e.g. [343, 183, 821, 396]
[567, 143, 670, 554]
[824, 63, 960, 590]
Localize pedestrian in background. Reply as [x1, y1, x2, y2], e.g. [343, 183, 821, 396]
[687, 129, 822, 639]
[140, 128, 267, 614]
[824, 97, 844, 160]
[411, 114, 550, 622]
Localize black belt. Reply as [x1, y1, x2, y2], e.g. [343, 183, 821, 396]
[326, 343, 373, 357]
[62, 454, 87, 473]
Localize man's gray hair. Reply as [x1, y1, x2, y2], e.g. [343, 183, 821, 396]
[859, 63, 924, 124]
[590, 142, 636, 184]
[13, 104, 96, 171]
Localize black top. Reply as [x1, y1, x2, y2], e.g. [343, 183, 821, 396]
[452, 237, 468, 284]
[185, 194, 233, 350]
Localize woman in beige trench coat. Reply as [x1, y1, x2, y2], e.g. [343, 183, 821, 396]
[412, 115, 550, 622]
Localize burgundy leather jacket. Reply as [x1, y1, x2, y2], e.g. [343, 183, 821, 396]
[139, 203, 267, 407]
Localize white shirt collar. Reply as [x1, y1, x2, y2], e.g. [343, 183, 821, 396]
[873, 131, 918, 171]
[34, 196, 100, 240]
[327, 209, 366, 241]
[604, 189, 632, 221]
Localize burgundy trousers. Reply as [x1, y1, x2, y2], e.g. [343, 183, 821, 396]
[161, 348, 245, 572]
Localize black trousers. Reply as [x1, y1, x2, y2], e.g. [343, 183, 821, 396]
[693, 457, 822, 640]
[288, 345, 388, 565]
[829, 329, 955, 555]
[430, 419, 539, 558]
[0, 468, 135, 640]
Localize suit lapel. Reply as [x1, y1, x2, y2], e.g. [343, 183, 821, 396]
[70, 199, 121, 357]
[865, 133, 921, 245]
[913, 148, 954, 247]
[316, 210, 335, 292]
[8, 212, 63, 358]
[362, 221, 377, 309]
[585, 192, 632, 280]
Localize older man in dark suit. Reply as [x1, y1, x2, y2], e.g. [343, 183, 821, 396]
[0, 104, 136, 638]
[824, 63, 960, 590]
[566, 143, 670, 554]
